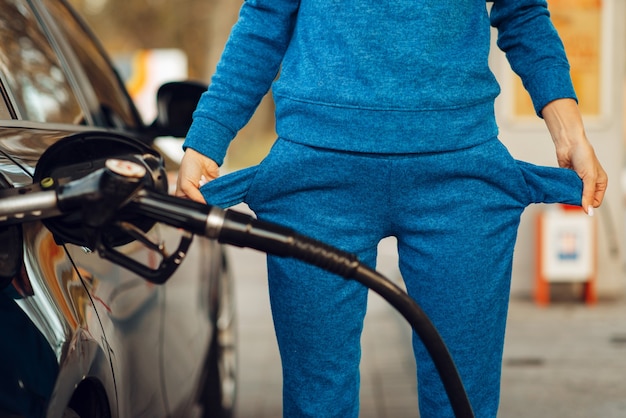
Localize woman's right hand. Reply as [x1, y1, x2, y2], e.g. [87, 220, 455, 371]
[175, 148, 220, 203]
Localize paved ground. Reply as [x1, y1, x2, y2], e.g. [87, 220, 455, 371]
[500, 292, 626, 418]
[227, 234, 626, 418]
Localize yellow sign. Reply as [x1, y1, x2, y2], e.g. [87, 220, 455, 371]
[514, 0, 602, 116]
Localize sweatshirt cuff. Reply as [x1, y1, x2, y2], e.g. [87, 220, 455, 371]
[523, 65, 578, 118]
[182, 116, 235, 166]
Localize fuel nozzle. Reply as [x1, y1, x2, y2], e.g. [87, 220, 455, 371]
[47, 158, 149, 251]
[55, 158, 146, 223]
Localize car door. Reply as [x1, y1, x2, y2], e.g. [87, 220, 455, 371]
[32, 2, 220, 416]
[0, 0, 119, 415]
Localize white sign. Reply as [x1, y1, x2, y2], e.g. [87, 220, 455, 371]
[540, 209, 595, 282]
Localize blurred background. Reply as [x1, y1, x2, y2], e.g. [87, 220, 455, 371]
[68, 0, 277, 170]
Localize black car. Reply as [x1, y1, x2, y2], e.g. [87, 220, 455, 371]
[0, 0, 236, 417]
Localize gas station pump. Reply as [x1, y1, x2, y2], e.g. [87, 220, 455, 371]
[490, 0, 626, 299]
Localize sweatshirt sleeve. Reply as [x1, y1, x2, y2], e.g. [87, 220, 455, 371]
[183, 0, 300, 166]
[490, 0, 577, 117]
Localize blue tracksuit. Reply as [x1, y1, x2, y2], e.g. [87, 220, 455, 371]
[184, 1, 581, 416]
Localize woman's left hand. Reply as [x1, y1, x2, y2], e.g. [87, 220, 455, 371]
[541, 98, 608, 215]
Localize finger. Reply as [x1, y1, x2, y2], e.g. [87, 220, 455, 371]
[580, 176, 596, 215]
[580, 170, 607, 215]
[591, 168, 608, 207]
[176, 180, 207, 203]
[175, 170, 205, 201]
[186, 187, 207, 203]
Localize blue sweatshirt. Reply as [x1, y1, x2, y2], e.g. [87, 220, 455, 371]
[184, 0, 576, 166]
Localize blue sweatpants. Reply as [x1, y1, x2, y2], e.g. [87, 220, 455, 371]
[201, 137, 582, 417]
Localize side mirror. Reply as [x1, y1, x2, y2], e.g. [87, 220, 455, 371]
[151, 81, 207, 138]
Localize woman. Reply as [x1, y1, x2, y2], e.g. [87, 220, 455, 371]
[176, 1, 607, 416]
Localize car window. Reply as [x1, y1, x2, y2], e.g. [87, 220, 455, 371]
[0, 0, 85, 123]
[44, 0, 140, 130]
[0, 87, 11, 119]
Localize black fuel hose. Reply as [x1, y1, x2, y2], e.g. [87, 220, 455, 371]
[220, 211, 475, 418]
[129, 192, 475, 418]
[0, 166, 474, 417]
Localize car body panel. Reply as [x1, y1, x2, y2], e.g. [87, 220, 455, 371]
[0, 1, 235, 417]
[0, 125, 221, 418]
